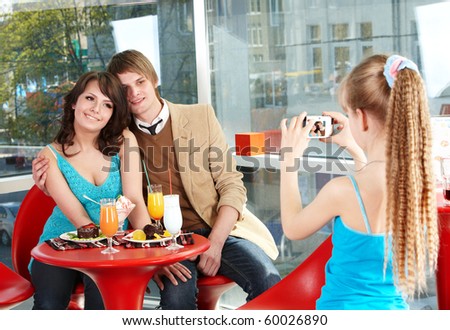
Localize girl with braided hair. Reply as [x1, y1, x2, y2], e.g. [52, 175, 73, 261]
[279, 54, 438, 309]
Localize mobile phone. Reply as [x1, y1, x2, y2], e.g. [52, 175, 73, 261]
[303, 115, 333, 138]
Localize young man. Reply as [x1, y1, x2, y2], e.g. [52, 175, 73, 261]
[33, 50, 280, 309]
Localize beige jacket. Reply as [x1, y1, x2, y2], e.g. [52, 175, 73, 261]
[167, 101, 279, 260]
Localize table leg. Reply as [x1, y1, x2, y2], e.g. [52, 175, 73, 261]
[82, 266, 159, 310]
[437, 212, 450, 310]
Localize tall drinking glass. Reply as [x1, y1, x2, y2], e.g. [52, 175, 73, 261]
[148, 184, 164, 229]
[99, 198, 119, 254]
[163, 194, 184, 250]
[441, 157, 450, 206]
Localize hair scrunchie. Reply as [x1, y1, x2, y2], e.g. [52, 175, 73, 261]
[383, 55, 419, 88]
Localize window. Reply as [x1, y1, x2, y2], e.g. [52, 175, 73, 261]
[309, 25, 321, 43]
[178, 1, 194, 33]
[206, 0, 213, 12]
[312, 47, 323, 83]
[248, 24, 263, 46]
[249, 0, 261, 14]
[208, 24, 214, 44]
[273, 26, 285, 46]
[253, 54, 264, 62]
[334, 46, 351, 80]
[0, 1, 197, 157]
[332, 23, 349, 41]
[362, 45, 373, 58]
[360, 22, 373, 41]
[270, 0, 283, 26]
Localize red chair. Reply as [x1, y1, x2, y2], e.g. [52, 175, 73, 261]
[0, 262, 34, 309]
[12, 185, 84, 310]
[238, 235, 332, 310]
[197, 275, 236, 310]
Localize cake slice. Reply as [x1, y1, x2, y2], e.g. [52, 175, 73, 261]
[77, 223, 99, 239]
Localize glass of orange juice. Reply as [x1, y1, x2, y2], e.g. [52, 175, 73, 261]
[99, 198, 119, 254]
[148, 184, 164, 229]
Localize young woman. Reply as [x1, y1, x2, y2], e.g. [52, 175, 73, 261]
[280, 54, 439, 309]
[30, 71, 150, 309]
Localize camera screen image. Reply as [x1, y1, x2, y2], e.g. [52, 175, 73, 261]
[310, 120, 327, 137]
[303, 115, 333, 138]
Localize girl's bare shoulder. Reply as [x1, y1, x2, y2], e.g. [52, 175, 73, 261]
[320, 175, 354, 197]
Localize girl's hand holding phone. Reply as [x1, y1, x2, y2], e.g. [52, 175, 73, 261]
[319, 111, 354, 148]
[280, 112, 315, 167]
[321, 111, 367, 168]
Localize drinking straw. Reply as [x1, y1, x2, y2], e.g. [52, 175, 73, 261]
[83, 194, 100, 205]
[142, 159, 152, 192]
[168, 168, 172, 195]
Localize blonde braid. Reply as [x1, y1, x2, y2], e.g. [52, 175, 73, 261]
[417, 75, 439, 276]
[387, 69, 438, 297]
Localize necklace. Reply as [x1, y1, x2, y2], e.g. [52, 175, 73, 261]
[356, 160, 385, 172]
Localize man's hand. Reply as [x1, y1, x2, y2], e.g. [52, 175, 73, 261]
[153, 262, 192, 290]
[196, 205, 237, 276]
[32, 155, 50, 196]
[197, 242, 222, 276]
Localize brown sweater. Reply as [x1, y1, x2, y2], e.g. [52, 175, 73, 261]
[130, 119, 208, 231]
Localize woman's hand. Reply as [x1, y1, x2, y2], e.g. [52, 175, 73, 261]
[280, 112, 314, 168]
[32, 155, 50, 196]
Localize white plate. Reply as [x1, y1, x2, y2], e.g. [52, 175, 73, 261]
[122, 232, 172, 244]
[60, 230, 107, 243]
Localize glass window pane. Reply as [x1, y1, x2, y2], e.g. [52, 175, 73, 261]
[0, 0, 197, 177]
[361, 22, 373, 41]
[206, 1, 450, 292]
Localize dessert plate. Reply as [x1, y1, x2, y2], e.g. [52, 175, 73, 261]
[60, 231, 107, 243]
[122, 232, 172, 244]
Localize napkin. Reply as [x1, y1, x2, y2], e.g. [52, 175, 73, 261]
[45, 237, 118, 251]
[46, 232, 194, 250]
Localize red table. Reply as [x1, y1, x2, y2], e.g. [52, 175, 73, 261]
[437, 191, 450, 310]
[31, 234, 210, 310]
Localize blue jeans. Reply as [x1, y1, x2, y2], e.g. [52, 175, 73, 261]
[158, 229, 281, 310]
[31, 260, 104, 310]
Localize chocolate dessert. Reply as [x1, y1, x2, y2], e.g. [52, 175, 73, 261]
[143, 223, 165, 239]
[77, 223, 99, 239]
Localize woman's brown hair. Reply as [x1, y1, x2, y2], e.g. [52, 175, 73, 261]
[54, 71, 130, 156]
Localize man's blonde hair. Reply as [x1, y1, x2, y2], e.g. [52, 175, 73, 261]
[107, 49, 160, 99]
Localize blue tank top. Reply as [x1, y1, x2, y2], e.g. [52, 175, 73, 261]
[316, 176, 408, 310]
[37, 144, 125, 244]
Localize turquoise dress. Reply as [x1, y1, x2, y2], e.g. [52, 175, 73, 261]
[36, 144, 126, 245]
[316, 176, 408, 310]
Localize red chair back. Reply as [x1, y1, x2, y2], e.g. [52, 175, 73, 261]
[11, 185, 84, 309]
[12, 185, 56, 281]
[238, 235, 332, 310]
[0, 262, 34, 309]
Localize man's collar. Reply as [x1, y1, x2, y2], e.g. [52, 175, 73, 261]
[134, 99, 169, 135]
